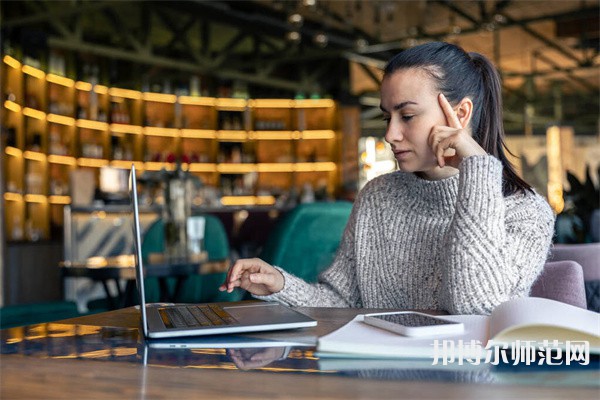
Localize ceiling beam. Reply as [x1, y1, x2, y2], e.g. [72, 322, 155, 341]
[47, 36, 308, 92]
[2, 1, 111, 28]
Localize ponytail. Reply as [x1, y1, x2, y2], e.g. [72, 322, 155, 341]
[385, 42, 533, 197]
[469, 53, 533, 196]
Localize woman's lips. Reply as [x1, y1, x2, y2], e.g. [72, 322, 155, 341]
[393, 150, 411, 160]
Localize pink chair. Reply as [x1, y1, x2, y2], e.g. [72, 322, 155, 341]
[530, 261, 587, 309]
[549, 243, 600, 281]
[549, 243, 600, 311]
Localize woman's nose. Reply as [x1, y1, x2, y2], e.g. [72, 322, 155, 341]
[384, 120, 403, 144]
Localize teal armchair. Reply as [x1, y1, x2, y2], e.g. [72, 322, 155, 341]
[260, 201, 353, 282]
[141, 214, 239, 303]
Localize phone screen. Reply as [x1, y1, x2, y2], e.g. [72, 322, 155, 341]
[372, 313, 459, 327]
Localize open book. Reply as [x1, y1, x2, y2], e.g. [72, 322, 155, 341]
[317, 297, 600, 359]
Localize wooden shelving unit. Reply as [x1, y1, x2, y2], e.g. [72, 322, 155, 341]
[1, 55, 343, 241]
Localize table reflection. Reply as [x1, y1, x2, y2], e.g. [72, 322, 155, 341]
[1, 322, 598, 388]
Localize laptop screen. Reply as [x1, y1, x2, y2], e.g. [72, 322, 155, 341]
[130, 165, 149, 338]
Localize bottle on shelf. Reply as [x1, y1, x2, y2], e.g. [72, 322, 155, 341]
[11, 215, 23, 241]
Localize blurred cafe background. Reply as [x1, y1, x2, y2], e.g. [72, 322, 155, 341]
[0, 0, 598, 325]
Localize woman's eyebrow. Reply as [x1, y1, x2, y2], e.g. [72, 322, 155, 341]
[380, 100, 418, 113]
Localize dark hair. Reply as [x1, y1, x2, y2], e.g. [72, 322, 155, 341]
[384, 41, 532, 196]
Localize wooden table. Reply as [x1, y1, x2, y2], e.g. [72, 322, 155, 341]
[1, 305, 598, 399]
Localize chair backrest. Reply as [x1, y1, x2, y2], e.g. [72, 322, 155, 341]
[140, 214, 234, 303]
[259, 201, 353, 282]
[530, 261, 587, 309]
[549, 243, 600, 281]
[141, 214, 230, 262]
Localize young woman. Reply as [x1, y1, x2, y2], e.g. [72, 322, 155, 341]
[219, 42, 555, 315]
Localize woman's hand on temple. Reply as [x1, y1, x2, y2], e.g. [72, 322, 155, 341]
[429, 93, 486, 169]
[219, 258, 284, 296]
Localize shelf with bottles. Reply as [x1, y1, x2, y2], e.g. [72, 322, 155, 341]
[109, 87, 143, 127]
[3, 56, 24, 104]
[47, 121, 75, 157]
[75, 81, 109, 123]
[251, 99, 294, 131]
[294, 99, 336, 130]
[47, 73, 75, 117]
[179, 96, 217, 129]
[22, 63, 46, 111]
[78, 125, 108, 160]
[110, 132, 141, 162]
[143, 92, 176, 128]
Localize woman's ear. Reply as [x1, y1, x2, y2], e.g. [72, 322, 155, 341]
[455, 97, 473, 129]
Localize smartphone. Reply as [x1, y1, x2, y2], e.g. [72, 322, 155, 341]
[363, 312, 464, 337]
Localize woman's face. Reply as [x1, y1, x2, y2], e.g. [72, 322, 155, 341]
[381, 68, 456, 180]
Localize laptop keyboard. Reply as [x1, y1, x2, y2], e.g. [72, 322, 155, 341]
[159, 304, 238, 329]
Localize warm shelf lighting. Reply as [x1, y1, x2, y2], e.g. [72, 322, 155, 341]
[215, 98, 247, 110]
[546, 126, 565, 214]
[94, 85, 109, 95]
[180, 129, 216, 139]
[24, 194, 47, 203]
[110, 124, 143, 135]
[46, 74, 75, 88]
[49, 195, 71, 205]
[220, 196, 258, 206]
[252, 131, 295, 140]
[77, 119, 108, 131]
[217, 131, 247, 141]
[295, 162, 337, 172]
[77, 158, 109, 168]
[186, 163, 217, 173]
[256, 195, 276, 205]
[217, 164, 256, 173]
[47, 114, 75, 126]
[144, 127, 179, 137]
[250, 99, 294, 108]
[48, 155, 76, 165]
[179, 96, 216, 106]
[219, 196, 276, 206]
[5, 146, 22, 157]
[3, 55, 21, 69]
[109, 87, 142, 100]
[75, 81, 92, 91]
[294, 99, 335, 108]
[23, 151, 46, 162]
[110, 160, 144, 170]
[256, 163, 295, 172]
[143, 92, 177, 103]
[23, 107, 46, 120]
[145, 162, 176, 171]
[4, 100, 21, 113]
[22, 65, 45, 79]
[301, 130, 335, 140]
[4, 192, 23, 202]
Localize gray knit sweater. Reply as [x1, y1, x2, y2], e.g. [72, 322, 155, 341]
[258, 155, 555, 315]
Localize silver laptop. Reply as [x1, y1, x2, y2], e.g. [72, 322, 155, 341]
[130, 165, 317, 339]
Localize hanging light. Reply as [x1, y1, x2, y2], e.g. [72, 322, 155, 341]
[313, 32, 328, 48]
[355, 38, 369, 51]
[288, 13, 303, 28]
[286, 31, 302, 44]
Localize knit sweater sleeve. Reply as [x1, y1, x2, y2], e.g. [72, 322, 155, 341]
[439, 155, 555, 315]
[253, 194, 364, 308]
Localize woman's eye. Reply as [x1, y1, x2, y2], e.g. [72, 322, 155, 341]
[402, 115, 414, 121]
[382, 116, 391, 123]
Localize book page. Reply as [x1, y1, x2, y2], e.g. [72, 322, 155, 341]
[317, 314, 489, 359]
[489, 297, 600, 348]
